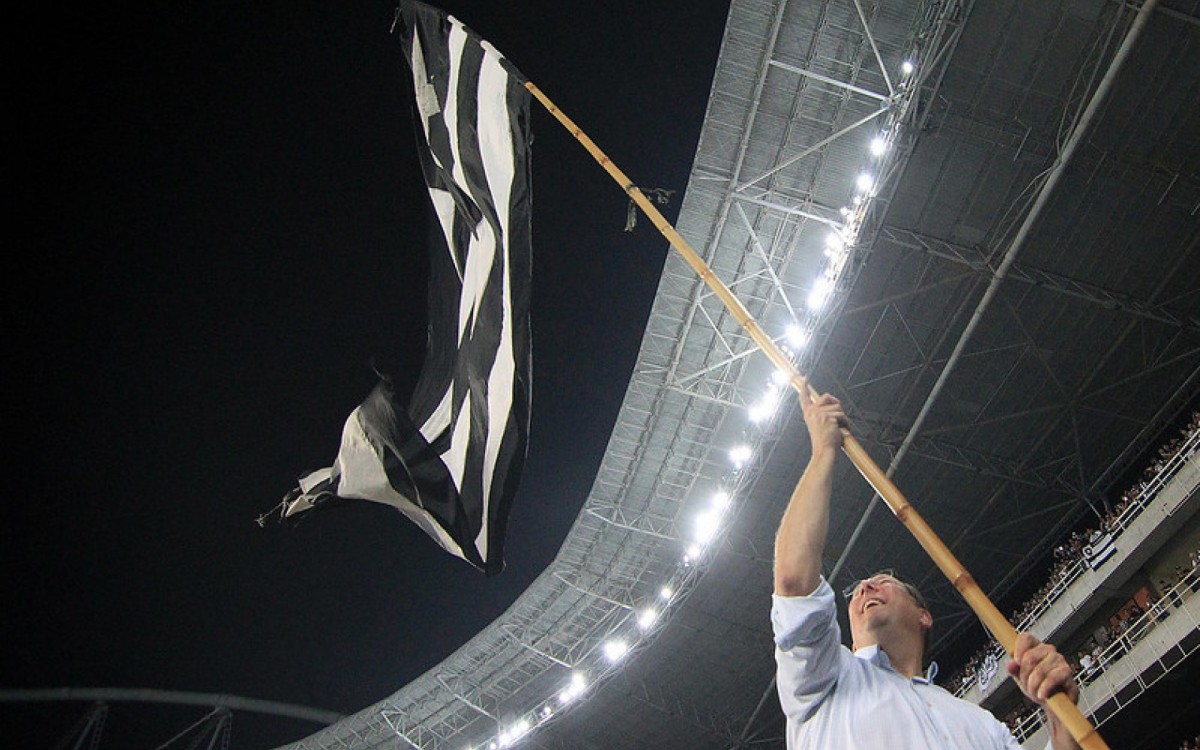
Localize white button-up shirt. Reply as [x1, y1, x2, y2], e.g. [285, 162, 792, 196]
[773, 577, 1026, 749]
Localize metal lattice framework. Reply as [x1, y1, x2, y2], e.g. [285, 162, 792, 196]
[283, 1, 1200, 748]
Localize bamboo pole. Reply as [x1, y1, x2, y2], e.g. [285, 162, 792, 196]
[526, 80, 1109, 750]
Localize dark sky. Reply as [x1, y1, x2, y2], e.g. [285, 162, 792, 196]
[6, 2, 727, 747]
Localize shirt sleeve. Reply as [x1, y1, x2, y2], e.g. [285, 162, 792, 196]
[771, 576, 844, 723]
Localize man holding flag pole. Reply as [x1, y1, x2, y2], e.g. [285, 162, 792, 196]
[771, 380, 1082, 750]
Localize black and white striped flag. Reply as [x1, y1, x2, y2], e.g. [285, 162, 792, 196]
[282, 1, 532, 575]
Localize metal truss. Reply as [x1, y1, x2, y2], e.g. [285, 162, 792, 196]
[855, 413, 1084, 495]
[878, 225, 1200, 332]
[58, 702, 107, 750]
[611, 673, 744, 745]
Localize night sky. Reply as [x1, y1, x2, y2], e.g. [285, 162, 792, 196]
[6, 2, 727, 747]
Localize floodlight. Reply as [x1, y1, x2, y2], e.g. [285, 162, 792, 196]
[559, 672, 587, 704]
[808, 276, 834, 311]
[729, 444, 753, 466]
[749, 394, 779, 423]
[499, 719, 532, 747]
[637, 608, 658, 630]
[694, 509, 720, 543]
[603, 639, 629, 662]
[786, 324, 810, 348]
[748, 402, 769, 423]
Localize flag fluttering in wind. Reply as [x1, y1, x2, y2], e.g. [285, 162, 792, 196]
[281, 0, 533, 575]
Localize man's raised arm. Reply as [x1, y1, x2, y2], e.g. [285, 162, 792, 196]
[774, 381, 846, 597]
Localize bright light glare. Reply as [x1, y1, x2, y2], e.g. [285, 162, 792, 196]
[749, 390, 780, 423]
[637, 608, 658, 630]
[499, 719, 532, 747]
[870, 136, 888, 156]
[786, 324, 810, 348]
[660, 585, 674, 600]
[685, 543, 702, 560]
[901, 60, 915, 75]
[855, 172, 874, 193]
[825, 231, 845, 251]
[712, 490, 731, 508]
[603, 639, 629, 662]
[559, 672, 587, 704]
[729, 444, 753, 467]
[808, 276, 834, 311]
[694, 509, 721, 544]
[748, 402, 771, 423]
[772, 367, 791, 385]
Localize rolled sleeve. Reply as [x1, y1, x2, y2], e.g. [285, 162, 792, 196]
[772, 577, 844, 723]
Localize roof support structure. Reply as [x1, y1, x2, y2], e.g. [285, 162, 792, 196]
[878, 226, 1200, 332]
[826, 0, 1162, 585]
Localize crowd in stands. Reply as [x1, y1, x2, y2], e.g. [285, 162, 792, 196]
[1070, 555, 1199, 684]
[990, 553, 1199, 739]
[1179, 736, 1200, 750]
[940, 409, 1200, 698]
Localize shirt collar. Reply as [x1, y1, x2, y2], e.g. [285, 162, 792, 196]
[853, 643, 888, 667]
[853, 645, 939, 684]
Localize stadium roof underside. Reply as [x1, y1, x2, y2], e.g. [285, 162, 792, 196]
[286, 1, 1200, 748]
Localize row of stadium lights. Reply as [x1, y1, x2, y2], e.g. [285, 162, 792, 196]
[466, 58, 915, 750]
[737, 62, 912, 435]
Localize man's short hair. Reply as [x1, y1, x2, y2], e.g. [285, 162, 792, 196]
[891, 573, 929, 613]
[845, 570, 929, 612]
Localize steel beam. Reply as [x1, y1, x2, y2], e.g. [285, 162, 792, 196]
[879, 226, 1200, 332]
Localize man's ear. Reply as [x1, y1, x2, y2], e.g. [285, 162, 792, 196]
[919, 609, 933, 633]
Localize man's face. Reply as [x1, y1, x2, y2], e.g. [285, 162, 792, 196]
[847, 573, 932, 650]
